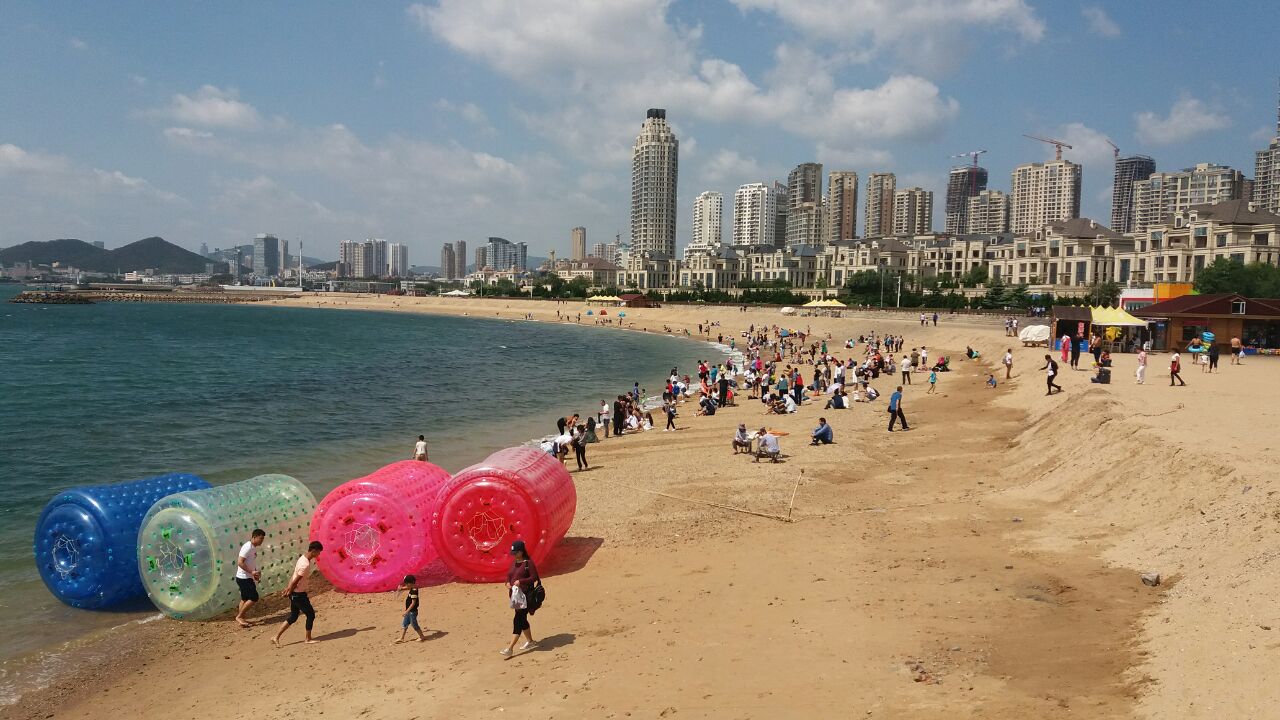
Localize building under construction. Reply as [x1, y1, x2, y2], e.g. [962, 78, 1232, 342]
[945, 165, 989, 234]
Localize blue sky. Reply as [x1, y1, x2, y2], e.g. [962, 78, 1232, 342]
[1, 1, 1276, 263]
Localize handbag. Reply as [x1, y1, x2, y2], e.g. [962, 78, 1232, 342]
[527, 581, 546, 615]
[509, 584, 527, 610]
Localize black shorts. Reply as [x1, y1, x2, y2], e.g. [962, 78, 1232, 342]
[512, 608, 530, 635]
[236, 577, 259, 602]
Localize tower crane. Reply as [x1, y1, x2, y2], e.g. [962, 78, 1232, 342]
[1022, 134, 1072, 161]
[1105, 139, 1120, 159]
[950, 149, 988, 196]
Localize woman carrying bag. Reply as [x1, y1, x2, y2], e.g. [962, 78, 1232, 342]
[501, 540, 542, 658]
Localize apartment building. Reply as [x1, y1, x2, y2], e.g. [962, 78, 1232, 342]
[864, 173, 896, 238]
[1125, 200, 1280, 284]
[966, 190, 1010, 234]
[891, 187, 933, 235]
[1111, 155, 1156, 234]
[630, 109, 679, 257]
[826, 171, 859, 242]
[1132, 163, 1250, 234]
[1010, 159, 1082, 236]
[988, 217, 1132, 287]
[944, 166, 988, 235]
[732, 182, 777, 248]
[687, 191, 723, 258]
[785, 162, 824, 246]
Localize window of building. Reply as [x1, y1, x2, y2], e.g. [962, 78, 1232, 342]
[1255, 233, 1270, 246]
[1119, 259, 1131, 282]
[1194, 255, 1205, 272]
[1076, 261, 1086, 283]
[1168, 256, 1178, 267]
[1231, 253, 1245, 264]
[1066, 246, 1074, 257]
[1214, 233, 1228, 247]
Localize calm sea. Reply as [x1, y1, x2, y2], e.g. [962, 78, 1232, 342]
[0, 284, 708, 701]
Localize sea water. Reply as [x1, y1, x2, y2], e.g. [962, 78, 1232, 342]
[0, 284, 707, 701]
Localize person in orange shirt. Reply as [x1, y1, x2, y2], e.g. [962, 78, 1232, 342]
[272, 541, 324, 647]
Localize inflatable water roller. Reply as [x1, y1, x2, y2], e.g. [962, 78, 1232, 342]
[310, 460, 452, 592]
[34, 473, 211, 609]
[137, 474, 316, 620]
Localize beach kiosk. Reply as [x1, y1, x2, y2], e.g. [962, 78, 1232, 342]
[1050, 305, 1092, 354]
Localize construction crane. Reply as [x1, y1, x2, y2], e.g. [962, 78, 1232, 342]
[1105, 139, 1120, 159]
[1023, 134, 1072, 161]
[950, 149, 988, 196]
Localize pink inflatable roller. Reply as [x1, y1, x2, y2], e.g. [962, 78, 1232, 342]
[310, 461, 452, 592]
[430, 447, 577, 582]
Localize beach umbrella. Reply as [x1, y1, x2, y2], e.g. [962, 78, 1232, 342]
[779, 329, 790, 337]
[618, 312, 626, 318]
[600, 310, 608, 315]
[586, 310, 593, 315]
[802, 299, 823, 307]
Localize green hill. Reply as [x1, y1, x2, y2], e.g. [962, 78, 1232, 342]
[0, 236, 210, 274]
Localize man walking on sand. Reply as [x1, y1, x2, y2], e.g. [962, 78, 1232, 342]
[1041, 354, 1062, 395]
[1136, 347, 1147, 384]
[273, 541, 324, 647]
[234, 528, 265, 628]
[887, 386, 909, 432]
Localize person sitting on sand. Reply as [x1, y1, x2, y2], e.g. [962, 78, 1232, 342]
[986, 374, 997, 389]
[697, 391, 717, 417]
[782, 392, 798, 414]
[732, 424, 753, 454]
[810, 418, 834, 445]
[755, 428, 781, 463]
[824, 388, 846, 410]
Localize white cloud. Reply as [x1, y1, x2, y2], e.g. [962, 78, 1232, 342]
[69, 37, 87, 50]
[161, 85, 265, 130]
[1082, 6, 1121, 37]
[1054, 122, 1115, 166]
[1135, 96, 1231, 145]
[436, 99, 494, 133]
[700, 149, 764, 185]
[129, 74, 147, 86]
[0, 143, 187, 243]
[815, 143, 892, 168]
[730, 0, 1044, 58]
[414, 1, 959, 163]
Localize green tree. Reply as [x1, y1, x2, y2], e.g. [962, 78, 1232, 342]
[960, 265, 989, 288]
[1085, 281, 1121, 306]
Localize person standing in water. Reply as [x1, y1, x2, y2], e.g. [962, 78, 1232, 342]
[413, 435, 429, 461]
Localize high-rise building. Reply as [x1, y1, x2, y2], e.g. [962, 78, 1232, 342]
[253, 234, 281, 277]
[864, 173, 896, 238]
[687, 191, 723, 257]
[945, 166, 989, 235]
[570, 227, 587, 261]
[1111, 155, 1157, 234]
[630, 108, 679, 256]
[732, 183, 777, 248]
[826, 171, 859, 242]
[891, 188, 933, 235]
[387, 243, 410, 277]
[772, 181, 788, 248]
[198, 242, 208, 257]
[474, 246, 487, 272]
[226, 247, 243, 279]
[1010, 159, 1082, 235]
[966, 190, 1010, 234]
[280, 239, 290, 273]
[440, 244, 456, 279]
[1255, 82, 1280, 214]
[485, 237, 528, 271]
[1133, 163, 1250, 233]
[784, 163, 823, 247]
[452, 240, 466, 277]
[590, 242, 606, 259]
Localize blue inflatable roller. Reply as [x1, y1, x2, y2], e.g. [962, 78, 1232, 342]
[34, 473, 211, 609]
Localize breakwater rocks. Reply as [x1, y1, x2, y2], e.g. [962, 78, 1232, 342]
[10, 291, 95, 304]
[9, 290, 277, 304]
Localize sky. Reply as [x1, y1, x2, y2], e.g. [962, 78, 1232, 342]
[1, 1, 1277, 263]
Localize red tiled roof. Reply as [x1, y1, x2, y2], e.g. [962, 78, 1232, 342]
[1133, 293, 1280, 318]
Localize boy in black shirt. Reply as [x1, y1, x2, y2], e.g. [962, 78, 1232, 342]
[395, 575, 427, 643]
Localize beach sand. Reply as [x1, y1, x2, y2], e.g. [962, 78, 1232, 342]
[6, 296, 1277, 719]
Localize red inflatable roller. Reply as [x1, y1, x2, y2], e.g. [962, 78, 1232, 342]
[430, 446, 577, 582]
[311, 460, 452, 592]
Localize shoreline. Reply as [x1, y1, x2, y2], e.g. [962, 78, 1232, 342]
[6, 295, 1277, 718]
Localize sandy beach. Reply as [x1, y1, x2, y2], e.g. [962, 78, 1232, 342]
[6, 295, 1277, 719]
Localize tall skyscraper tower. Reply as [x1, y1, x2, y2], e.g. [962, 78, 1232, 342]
[945, 166, 988, 235]
[630, 109, 679, 257]
[826, 171, 859, 242]
[253, 234, 281, 277]
[688, 191, 723, 257]
[1010, 160, 1082, 235]
[453, 240, 467, 277]
[732, 183, 777, 248]
[864, 173, 896, 238]
[570, 227, 587, 261]
[440, 244, 455, 279]
[892, 188, 934, 235]
[388, 243, 410, 277]
[785, 163, 823, 246]
[1255, 81, 1280, 214]
[1111, 155, 1157, 234]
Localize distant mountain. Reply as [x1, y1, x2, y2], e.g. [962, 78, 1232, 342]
[308, 261, 339, 271]
[0, 236, 211, 274]
[0, 239, 109, 269]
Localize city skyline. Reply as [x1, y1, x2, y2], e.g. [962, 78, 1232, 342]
[2, 2, 1278, 261]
